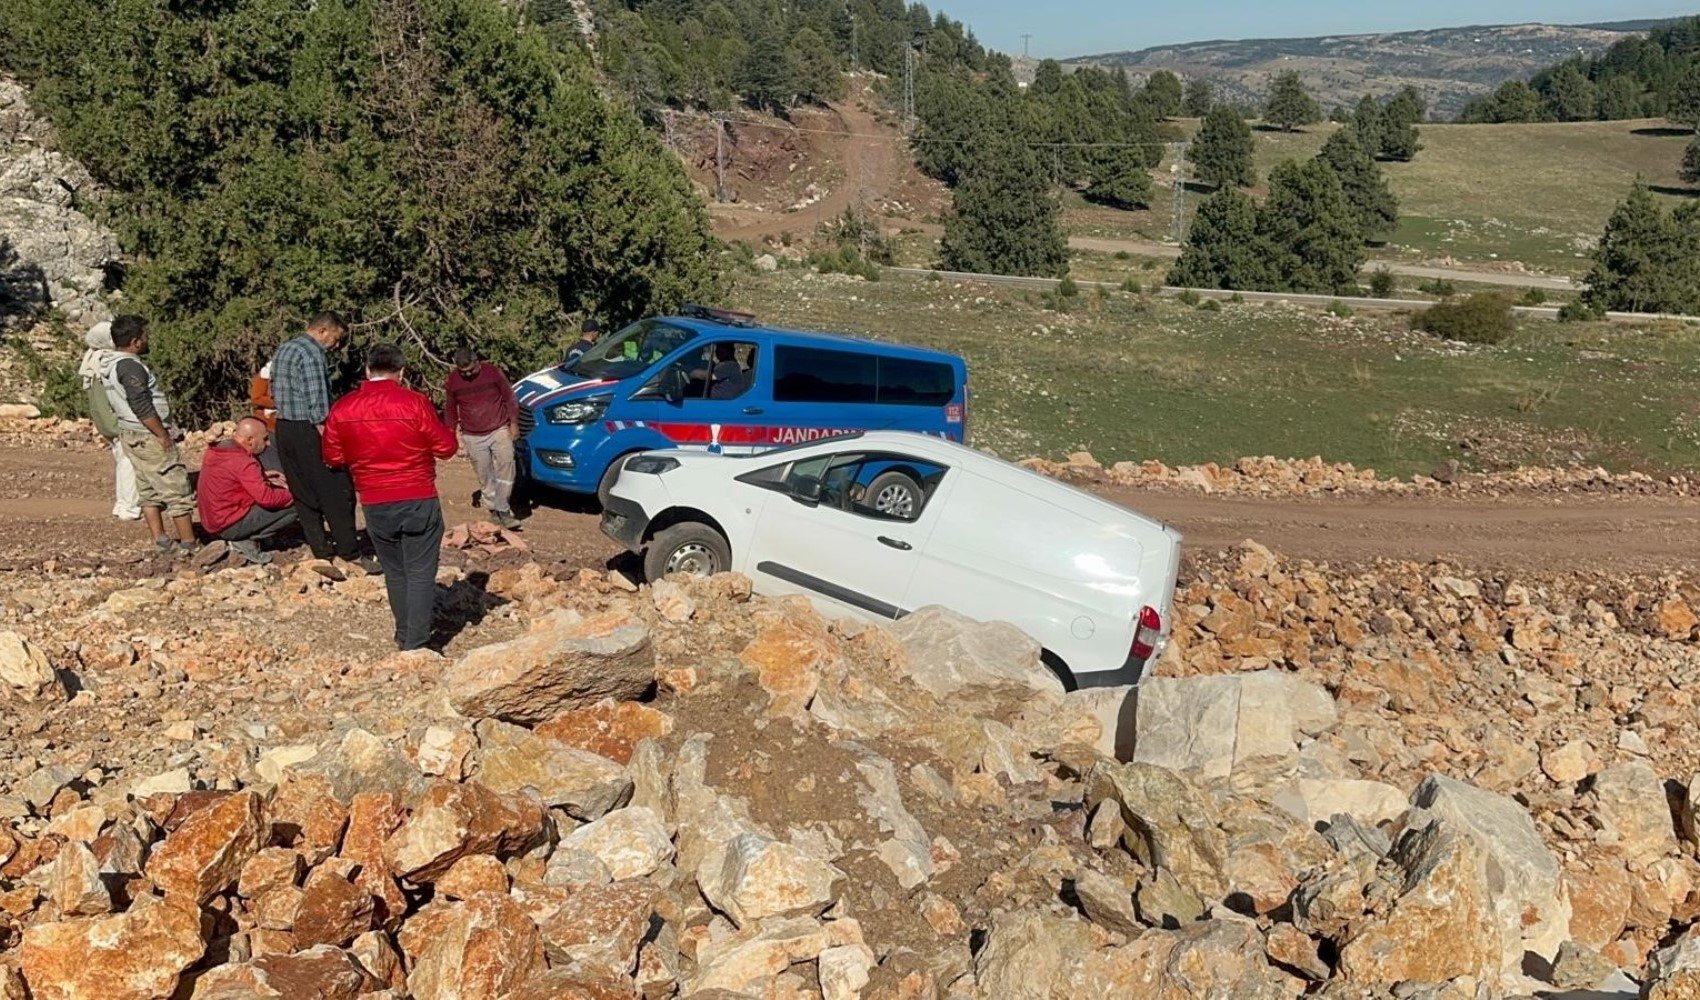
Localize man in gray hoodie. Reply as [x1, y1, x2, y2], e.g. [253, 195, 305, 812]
[101, 315, 196, 553]
[77, 320, 140, 522]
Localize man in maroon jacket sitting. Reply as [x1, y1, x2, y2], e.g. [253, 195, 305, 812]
[322, 344, 458, 651]
[197, 417, 297, 565]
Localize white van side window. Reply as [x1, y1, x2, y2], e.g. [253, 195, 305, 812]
[745, 450, 947, 523]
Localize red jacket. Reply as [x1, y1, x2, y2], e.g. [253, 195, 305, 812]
[322, 379, 458, 506]
[198, 441, 294, 536]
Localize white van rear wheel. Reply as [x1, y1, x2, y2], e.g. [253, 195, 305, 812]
[867, 470, 923, 519]
[645, 523, 730, 582]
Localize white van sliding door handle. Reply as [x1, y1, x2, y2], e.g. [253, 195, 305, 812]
[877, 536, 912, 551]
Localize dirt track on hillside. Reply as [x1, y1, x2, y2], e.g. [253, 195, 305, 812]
[6, 443, 1699, 577]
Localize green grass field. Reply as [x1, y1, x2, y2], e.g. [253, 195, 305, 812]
[1060, 118, 1699, 278]
[733, 268, 1700, 475]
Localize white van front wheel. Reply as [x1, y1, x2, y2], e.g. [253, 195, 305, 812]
[645, 522, 731, 582]
[867, 470, 923, 520]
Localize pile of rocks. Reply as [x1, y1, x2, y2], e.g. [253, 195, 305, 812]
[1024, 451, 1690, 498]
[1, 548, 1699, 997]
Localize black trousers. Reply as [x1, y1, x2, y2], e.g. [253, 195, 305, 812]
[275, 418, 359, 560]
[219, 504, 297, 544]
[364, 498, 444, 650]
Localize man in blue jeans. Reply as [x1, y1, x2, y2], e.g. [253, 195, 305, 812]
[322, 344, 458, 650]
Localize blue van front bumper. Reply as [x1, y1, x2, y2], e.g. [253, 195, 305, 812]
[515, 410, 605, 494]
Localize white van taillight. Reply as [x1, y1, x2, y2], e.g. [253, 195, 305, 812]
[1131, 605, 1163, 661]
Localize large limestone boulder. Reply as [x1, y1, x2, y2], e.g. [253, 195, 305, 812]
[398, 892, 547, 999]
[972, 910, 1109, 999]
[1589, 762, 1679, 864]
[443, 609, 653, 725]
[1405, 774, 1571, 972]
[1270, 778, 1409, 829]
[560, 806, 674, 881]
[145, 790, 267, 905]
[20, 894, 207, 1000]
[189, 946, 374, 999]
[1062, 919, 1296, 998]
[885, 605, 1061, 698]
[1337, 820, 1504, 986]
[0, 631, 61, 700]
[1131, 671, 1337, 782]
[1086, 761, 1229, 901]
[381, 779, 547, 883]
[470, 719, 632, 820]
[1644, 925, 1700, 1000]
[698, 833, 843, 928]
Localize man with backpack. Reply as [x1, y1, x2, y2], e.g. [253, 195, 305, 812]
[100, 315, 197, 554]
[77, 321, 140, 523]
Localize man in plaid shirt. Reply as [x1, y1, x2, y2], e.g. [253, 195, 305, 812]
[270, 312, 368, 567]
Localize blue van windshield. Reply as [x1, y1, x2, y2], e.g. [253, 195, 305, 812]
[567, 319, 696, 380]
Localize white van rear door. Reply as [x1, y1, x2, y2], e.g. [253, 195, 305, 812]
[904, 469, 1155, 679]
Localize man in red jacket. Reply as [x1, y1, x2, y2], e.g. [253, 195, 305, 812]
[197, 417, 297, 565]
[322, 344, 458, 651]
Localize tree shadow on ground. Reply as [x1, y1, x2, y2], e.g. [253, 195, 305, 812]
[1648, 184, 1700, 198]
[1632, 126, 1692, 137]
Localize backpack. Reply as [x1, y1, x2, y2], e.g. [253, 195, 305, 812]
[86, 370, 120, 439]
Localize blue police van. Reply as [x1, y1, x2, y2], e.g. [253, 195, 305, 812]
[513, 305, 970, 501]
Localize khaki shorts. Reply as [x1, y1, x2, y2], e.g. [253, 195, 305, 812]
[118, 429, 194, 518]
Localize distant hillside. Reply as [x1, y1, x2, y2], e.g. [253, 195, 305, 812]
[1070, 22, 1639, 117]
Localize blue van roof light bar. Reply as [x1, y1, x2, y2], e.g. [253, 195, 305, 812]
[679, 303, 759, 328]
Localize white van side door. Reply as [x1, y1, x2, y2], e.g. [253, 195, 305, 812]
[739, 450, 953, 619]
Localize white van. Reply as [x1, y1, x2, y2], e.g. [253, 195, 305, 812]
[601, 431, 1183, 688]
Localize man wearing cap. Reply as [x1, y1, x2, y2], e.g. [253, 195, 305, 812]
[564, 317, 600, 368]
[77, 320, 140, 522]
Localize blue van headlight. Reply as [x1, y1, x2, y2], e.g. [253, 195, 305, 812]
[546, 395, 610, 425]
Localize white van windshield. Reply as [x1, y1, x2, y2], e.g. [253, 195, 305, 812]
[568, 320, 696, 380]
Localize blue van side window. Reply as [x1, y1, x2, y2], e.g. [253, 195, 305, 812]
[878, 357, 955, 406]
[774, 346, 956, 406]
[773, 346, 877, 403]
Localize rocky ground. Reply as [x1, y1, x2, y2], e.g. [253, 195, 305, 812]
[0, 462, 1698, 997]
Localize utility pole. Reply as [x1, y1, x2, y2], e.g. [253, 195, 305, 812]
[715, 115, 727, 203]
[1170, 141, 1189, 245]
[903, 47, 916, 131]
[1022, 34, 1031, 58]
[850, 11, 858, 72]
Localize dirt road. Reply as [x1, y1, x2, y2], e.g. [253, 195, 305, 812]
[6, 443, 1700, 576]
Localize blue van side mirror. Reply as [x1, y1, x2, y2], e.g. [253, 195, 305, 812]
[664, 366, 686, 405]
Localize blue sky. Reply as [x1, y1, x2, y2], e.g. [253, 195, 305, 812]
[949, 2, 1699, 59]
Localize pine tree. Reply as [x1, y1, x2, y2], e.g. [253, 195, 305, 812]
[1169, 187, 1265, 290]
[1672, 62, 1700, 130]
[1684, 137, 1700, 185]
[1470, 80, 1543, 123]
[1256, 159, 1365, 294]
[790, 27, 846, 105]
[1582, 181, 1693, 313]
[1379, 87, 1424, 161]
[1085, 149, 1153, 210]
[1350, 94, 1384, 152]
[1263, 70, 1321, 132]
[1596, 76, 1645, 120]
[940, 132, 1069, 278]
[1319, 129, 1398, 244]
[1542, 64, 1597, 121]
[1143, 70, 1183, 118]
[742, 24, 795, 112]
[1182, 78, 1213, 117]
[1188, 105, 1255, 189]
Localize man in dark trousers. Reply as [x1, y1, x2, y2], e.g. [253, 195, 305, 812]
[270, 311, 369, 568]
[444, 347, 520, 529]
[322, 344, 458, 651]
